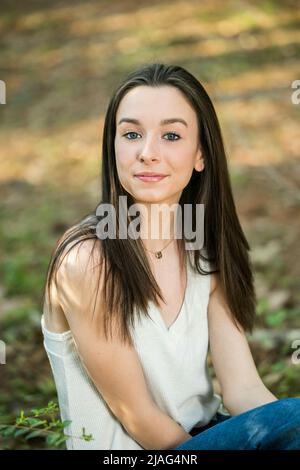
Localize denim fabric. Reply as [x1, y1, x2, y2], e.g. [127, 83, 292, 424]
[172, 398, 300, 450]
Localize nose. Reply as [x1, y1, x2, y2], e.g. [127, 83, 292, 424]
[138, 135, 161, 163]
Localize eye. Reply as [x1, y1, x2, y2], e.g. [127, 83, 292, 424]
[123, 132, 140, 140]
[165, 132, 181, 141]
[122, 132, 181, 141]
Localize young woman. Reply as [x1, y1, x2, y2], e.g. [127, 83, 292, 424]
[41, 63, 300, 450]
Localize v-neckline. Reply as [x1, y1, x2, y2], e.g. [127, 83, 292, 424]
[148, 256, 191, 334]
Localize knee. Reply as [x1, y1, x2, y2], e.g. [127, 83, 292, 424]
[264, 397, 300, 426]
[252, 398, 300, 449]
[275, 397, 300, 418]
[247, 398, 300, 435]
[265, 398, 300, 449]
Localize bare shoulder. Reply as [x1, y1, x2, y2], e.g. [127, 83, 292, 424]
[59, 238, 104, 277]
[44, 238, 104, 333]
[56, 238, 105, 302]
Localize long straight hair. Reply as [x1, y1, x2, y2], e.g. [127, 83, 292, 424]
[43, 63, 257, 346]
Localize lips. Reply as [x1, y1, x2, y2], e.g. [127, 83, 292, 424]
[134, 173, 168, 182]
[135, 172, 167, 177]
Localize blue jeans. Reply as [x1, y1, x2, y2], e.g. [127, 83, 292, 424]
[172, 398, 300, 450]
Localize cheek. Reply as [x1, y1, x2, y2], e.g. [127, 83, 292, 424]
[169, 151, 194, 173]
[115, 140, 135, 165]
[169, 153, 195, 187]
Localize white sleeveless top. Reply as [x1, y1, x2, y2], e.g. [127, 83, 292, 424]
[41, 253, 222, 450]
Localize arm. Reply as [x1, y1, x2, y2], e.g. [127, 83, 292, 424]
[126, 406, 192, 450]
[208, 273, 278, 417]
[224, 382, 278, 417]
[53, 240, 192, 450]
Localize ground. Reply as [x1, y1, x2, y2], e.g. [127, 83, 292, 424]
[0, 0, 299, 449]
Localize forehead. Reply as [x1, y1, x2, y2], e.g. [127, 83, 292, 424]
[116, 85, 196, 125]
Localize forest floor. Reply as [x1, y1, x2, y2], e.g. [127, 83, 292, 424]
[0, 0, 299, 449]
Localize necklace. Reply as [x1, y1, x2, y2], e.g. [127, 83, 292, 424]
[143, 237, 175, 259]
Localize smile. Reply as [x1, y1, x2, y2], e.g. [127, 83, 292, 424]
[134, 175, 168, 182]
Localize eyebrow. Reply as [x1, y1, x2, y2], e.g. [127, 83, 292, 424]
[117, 117, 188, 127]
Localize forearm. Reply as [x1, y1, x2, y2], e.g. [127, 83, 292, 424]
[124, 404, 192, 450]
[224, 383, 278, 416]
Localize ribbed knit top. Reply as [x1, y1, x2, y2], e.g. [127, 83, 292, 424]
[41, 253, 222, 449]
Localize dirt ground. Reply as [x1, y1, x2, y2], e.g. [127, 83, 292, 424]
[0, 0, 299, 449]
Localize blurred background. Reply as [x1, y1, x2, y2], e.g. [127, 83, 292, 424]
[0, 0, 299, 449]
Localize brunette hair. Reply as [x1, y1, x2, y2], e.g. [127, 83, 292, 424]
[43, 62, 257, 346]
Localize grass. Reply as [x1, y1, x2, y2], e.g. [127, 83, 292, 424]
[0, 0, 299, 449]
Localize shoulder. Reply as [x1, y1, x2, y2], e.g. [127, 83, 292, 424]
[57, 238, 104, 283]
[55, 238, 106, 316]
[44, 239, 104, 332]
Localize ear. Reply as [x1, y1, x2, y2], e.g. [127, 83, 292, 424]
[194, 148, 204, 172]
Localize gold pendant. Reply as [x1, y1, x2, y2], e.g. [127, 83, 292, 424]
[155, 251, 162, 259]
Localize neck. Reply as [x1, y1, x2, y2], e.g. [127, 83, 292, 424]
[135, 201, 179, 252]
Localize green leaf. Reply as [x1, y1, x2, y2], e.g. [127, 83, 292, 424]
[46, 401, 59, 412]
[16, 411, 26, 424]
[49, 418, 62, 428]
[46, 432, 62, 446]
[1, 426, 16, 437]
[54, 436, 68, 447]
[25, 418, 47, 427]
[15, 428, 29, 437]
[61, 420, 72, 428]
[25, 430, 44, 440]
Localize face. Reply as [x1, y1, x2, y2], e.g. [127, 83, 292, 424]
[114, 85, 204, 207]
